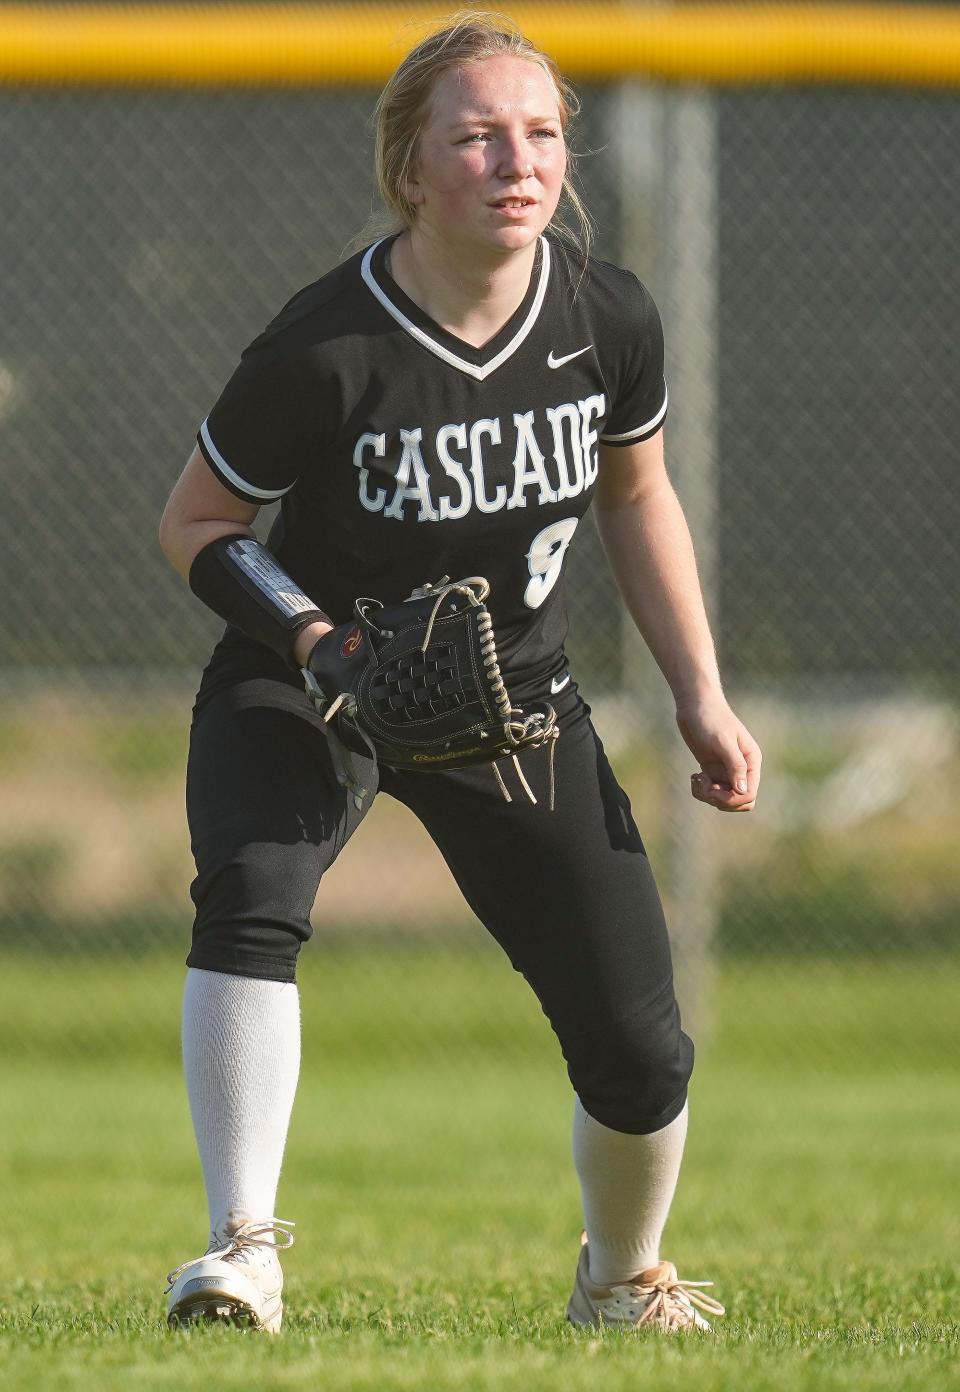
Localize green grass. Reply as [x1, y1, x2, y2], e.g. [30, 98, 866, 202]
[1, 947, 958, 1390]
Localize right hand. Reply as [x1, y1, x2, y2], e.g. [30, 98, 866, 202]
[675, 694, 762, 813]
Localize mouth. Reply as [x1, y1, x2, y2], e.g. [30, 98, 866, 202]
[486, 197, 539, 218]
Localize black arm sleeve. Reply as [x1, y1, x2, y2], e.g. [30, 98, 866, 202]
[189, 535, 330, 666]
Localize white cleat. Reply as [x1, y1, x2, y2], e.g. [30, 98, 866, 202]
[166, 1212, 295, 1333]
[567, 1232, 724, 1332]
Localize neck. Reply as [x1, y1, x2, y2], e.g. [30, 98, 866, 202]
[389, 228, 539, 349]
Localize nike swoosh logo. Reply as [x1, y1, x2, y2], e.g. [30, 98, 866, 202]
[550, 674, 571, 694]
[547, 345, 592, 369]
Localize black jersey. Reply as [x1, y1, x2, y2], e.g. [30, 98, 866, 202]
[197, 233, 667, 681]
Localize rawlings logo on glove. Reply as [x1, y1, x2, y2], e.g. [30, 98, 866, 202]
[301, 577, 558, 809]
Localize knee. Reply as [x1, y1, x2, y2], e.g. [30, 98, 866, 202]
[565, 1002, 694, 1135]
[188, 841, 320, 981]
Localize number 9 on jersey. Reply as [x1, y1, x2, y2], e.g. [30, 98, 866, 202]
[524, 518, 580, 610]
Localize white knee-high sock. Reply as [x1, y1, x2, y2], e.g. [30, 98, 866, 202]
[182, 967, 301, 1244]
[572, 1098, 689, 1286]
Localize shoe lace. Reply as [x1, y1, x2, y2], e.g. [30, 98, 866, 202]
[632, 1268, 725, 1328]
[165, 1217, 295, 1291]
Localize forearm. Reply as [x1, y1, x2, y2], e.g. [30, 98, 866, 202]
[162, 525, 332, 672]
[596, 479, 721, 707]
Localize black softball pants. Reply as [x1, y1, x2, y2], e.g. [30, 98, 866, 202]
[186, 669, 694, 1135]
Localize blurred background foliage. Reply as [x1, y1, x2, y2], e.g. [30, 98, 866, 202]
[0, 704, 956, 960]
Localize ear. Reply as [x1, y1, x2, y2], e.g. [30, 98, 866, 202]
[405, 172, 424, 208]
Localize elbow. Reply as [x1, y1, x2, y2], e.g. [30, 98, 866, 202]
[157, 504, 177, 566]
[158, 502, 192, 580]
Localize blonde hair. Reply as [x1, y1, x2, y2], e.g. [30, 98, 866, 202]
[362, 11, 593, 258]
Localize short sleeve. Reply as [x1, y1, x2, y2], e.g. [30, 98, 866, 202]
[197, 340, 316, 503]
[600, 276, 668, 448]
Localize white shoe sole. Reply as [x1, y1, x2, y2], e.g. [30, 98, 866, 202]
[168, 1298, 282, 1333]
[168, 1279, 282, 1333]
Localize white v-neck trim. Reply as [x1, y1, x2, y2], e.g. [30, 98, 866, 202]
[360, 237, 551, 382]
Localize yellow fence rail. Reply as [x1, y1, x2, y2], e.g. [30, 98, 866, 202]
[3, 4, 960, 88]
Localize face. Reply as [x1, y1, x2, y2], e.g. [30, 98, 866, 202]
[406, 54, 567, 258]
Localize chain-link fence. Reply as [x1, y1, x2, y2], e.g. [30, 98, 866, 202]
[1, 72, 957, 1058]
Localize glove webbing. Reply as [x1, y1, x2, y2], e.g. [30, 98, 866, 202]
[415, 578, 558, 809]
[309, 577, 560, 811]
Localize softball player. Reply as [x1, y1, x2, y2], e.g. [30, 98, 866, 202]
[160, 14, 760, 1333]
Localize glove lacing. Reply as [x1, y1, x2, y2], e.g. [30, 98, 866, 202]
[316, 688, 379, 811]
[308, 576, 560, 810]
[415, 577, 559, 809]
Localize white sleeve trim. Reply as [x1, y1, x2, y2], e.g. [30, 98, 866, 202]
[600, 385, 668, 443]
[199, 418, 296, 502]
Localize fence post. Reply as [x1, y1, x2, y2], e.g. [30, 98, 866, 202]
[661, 87, 721, 1037]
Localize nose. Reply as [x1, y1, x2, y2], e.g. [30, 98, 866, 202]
[497, 131, 534, 180]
